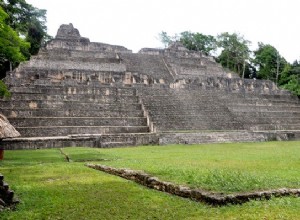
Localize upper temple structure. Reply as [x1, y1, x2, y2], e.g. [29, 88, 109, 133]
[1, 23, 299, 149]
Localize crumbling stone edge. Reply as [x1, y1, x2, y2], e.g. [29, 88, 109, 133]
[86, 164, 300, 206]
[0, 173, 19, 211]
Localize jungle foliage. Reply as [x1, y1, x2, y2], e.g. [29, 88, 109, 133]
[159, 31, 300, 96]
[0, 0, 50, 79]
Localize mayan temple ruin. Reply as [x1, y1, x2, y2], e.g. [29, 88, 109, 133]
[0, 23, 300, 149]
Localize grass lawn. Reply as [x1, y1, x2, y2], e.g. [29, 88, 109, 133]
[1, 141, 300, 219]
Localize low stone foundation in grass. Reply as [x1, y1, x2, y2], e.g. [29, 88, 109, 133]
[87, 164, 300, 206]
[0, 173, 19, 211]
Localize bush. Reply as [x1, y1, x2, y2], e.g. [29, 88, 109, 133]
[0, 80, 11, 98]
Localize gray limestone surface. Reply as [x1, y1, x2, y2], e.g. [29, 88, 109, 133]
[1, 23, 299, 149]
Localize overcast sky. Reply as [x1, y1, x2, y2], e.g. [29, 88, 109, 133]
[26, 0, 300, 62]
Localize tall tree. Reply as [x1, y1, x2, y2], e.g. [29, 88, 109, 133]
[159, 31, 216, 55]
[217, 32, 251, 77]
[279, 60, 300, 96]
[0, 0, 50, 78]
[179, 31, 216, 55]
[0, 6, 30, 73]
[0, 0, 49, 55]
[158, 31, 173, 48]
[253, 43, 286, 82]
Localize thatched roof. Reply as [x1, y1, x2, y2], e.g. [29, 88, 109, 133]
[0, 114, 20, 139]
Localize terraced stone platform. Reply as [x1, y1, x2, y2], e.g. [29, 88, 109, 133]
[0, 23, 299, 149]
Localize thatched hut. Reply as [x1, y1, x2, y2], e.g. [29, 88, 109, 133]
[0, 114, 20, 159]
[0, 114, 20, 139]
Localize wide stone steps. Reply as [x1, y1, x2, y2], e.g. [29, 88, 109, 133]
[249, 124, 300, 131]
[9, 117, 147, 127]
[2, 108, 144, 118]
[159, 131, 268, 145]
[122, 53, 173, 82]
[147, 108, 237, 115]
[150, 115, 244, 131]
[16, 126, 150, 137]
[10, 85, 137, 96]
[233, 111, 300, 117]
[33, 55, 121, 64]
[8, 70, 127, 86]
[142, 94, 299, 106]
[0, 101, 142, 111]
[22, 60, 126, 72]
[38, 48, 118, 59]
[144, 105, 229, 112]
[234, 116, 300, 123]
[141, 99, 232, 107]
[155, 125, 244, 132]
[139, 88, 298, 103]
[258, 94, 299, 101]
[139, 88, 245, 132]
[8, 94, 139, 103]
[142, 102, 226, 108]
[222, 99, 300, 107]
[228, 105, 300, 112]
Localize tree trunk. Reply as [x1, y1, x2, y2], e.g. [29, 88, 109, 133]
[242, 60, 246, 79]
[276, 54, 280, 85]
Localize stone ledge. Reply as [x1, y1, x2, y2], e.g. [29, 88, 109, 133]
[1, 133, 159, 149]
[86, 164, 300, 206]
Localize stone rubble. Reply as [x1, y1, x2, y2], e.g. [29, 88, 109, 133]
[0, 173, 19, 211]
[87, 164, 300, 206]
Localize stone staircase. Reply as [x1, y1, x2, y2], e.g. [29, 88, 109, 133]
[222, 92, 300, 131]
[137, 87, 245, 132]
[1, 24, 299, 149]
[0, 85, 154, 148]
[0, 24, 159, 149]
[137, 85, 300, 143]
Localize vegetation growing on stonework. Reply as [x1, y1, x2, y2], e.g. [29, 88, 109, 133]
[0, 79, 10, 98]
[159, 31, 300, 96]
[279, 60, 300, 96]
[216, 32, 251, 79]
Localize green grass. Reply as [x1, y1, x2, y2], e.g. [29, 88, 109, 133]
[64, 141, 300, 193]
[0, 141, 300, 219]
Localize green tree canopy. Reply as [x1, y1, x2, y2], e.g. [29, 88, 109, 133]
[0, 0, 50, 78]
[253, 42, 286, 82]
[0, 0, 50, 55]
[0, 6, 30, 73]
[158, 30, 300, 96]
[279, 60, 300, 96]
[179, 31, 216, 55]
[158, 31, 216, 55]
[216, 32, 251, 77]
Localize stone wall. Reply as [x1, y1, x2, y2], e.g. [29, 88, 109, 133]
[159, 131, 299, 145]
[0, 133, 159, 150]
[87, 164, 300, 206]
